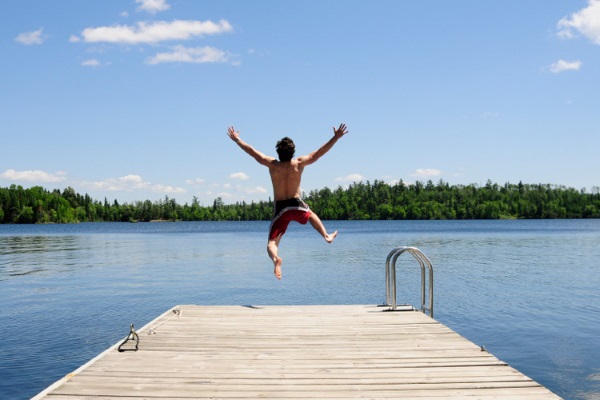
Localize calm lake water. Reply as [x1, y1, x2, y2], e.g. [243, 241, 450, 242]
[1, 220, 599, 400]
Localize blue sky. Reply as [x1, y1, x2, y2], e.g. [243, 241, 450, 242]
[2, 0, 599, 206]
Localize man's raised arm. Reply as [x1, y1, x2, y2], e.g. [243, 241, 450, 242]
[298, 123, 348, 166]
[227, 126, 275, 167]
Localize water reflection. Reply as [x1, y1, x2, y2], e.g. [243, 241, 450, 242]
[0, 236, 84, 279]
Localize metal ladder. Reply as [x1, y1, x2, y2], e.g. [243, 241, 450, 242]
[385, 247, 434, 317]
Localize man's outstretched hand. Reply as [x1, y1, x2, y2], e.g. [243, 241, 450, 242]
[227, 126, 240, 142]
[333, 123, 349, 139]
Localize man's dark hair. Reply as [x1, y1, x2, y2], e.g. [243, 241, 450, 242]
[276, 137, 295, 161]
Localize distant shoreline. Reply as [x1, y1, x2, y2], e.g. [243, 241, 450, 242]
[2, 181, 599, 224]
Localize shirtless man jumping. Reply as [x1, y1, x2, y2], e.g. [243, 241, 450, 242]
[227, 123, 348, 279]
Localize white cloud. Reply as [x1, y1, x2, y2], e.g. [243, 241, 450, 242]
[549, 59, 582, 73]
[15, 28, 46, 45]
[557, 0, 600, 44]
[81, 59, 101, 67]
[335, 173, 365, 182]
[150, 184, 186, 194]
[236, 185, 267, 194]
[136, 0, 170, 14]
[81, 174, 185, 194]
[411, 168, 442, 178]
[146, 45, 233, 65]
[185, 178, 205, 186]
[0, 169, 67, 183]
[72, 19, 233, 44]
[229, 172, 250, 180]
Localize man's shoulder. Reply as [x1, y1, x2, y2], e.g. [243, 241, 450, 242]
[270, 159, 299, 167]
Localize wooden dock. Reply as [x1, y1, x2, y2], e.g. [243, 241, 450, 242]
[34, 304, 561, 399]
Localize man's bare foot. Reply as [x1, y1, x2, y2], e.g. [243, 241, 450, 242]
[274, 257, 282, 280]
[325, 230, 338, 243]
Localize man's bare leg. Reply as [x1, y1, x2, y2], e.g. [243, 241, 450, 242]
[308, 213, 338, 243]
[267, 235, 283, 279]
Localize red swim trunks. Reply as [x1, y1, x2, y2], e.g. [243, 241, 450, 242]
[269, 198, 312, 240]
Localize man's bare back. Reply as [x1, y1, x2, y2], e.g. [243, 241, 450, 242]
[227, 123, 348, 279]
[267, 160, 304, 201]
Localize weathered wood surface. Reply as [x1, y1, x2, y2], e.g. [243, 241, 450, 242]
[34, 304, 562, 399]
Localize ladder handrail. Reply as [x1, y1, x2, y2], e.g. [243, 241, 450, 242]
[385, 247, 434, 317]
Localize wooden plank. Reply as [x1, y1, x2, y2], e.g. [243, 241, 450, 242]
[34, 305, 562, 399]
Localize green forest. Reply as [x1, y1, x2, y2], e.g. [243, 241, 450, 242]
[1, 180, 599, 224]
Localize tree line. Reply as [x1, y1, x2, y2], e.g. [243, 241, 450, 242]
[1, 180, 599, 224]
